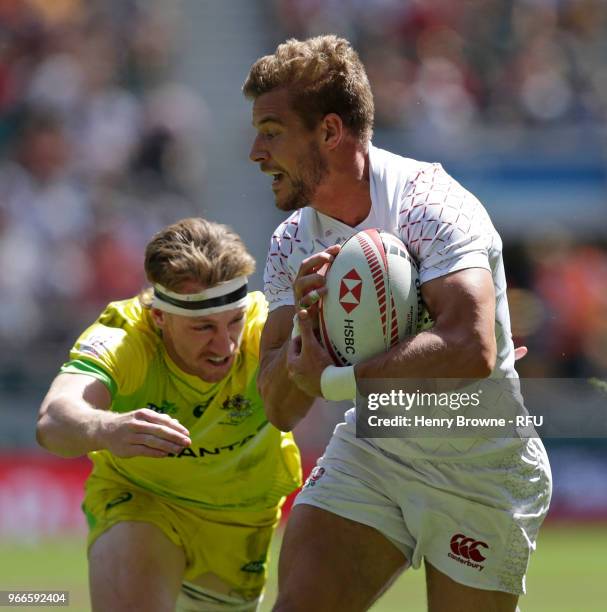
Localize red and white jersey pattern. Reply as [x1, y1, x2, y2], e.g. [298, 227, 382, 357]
[264, 144, 515, 371]
[263, 144, 522, 457]
[265, 146, 497, 303]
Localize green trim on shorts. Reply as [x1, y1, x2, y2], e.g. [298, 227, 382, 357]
[61, 359, 117, 397]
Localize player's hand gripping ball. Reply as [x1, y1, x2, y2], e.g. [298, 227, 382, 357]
[319, 229, 432, 365]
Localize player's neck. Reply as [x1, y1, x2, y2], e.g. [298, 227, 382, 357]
[312, 149, 370, 227]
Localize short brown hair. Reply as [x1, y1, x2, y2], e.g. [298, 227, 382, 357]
[141, 218, 255, 305]
[243, 35, 374, 144]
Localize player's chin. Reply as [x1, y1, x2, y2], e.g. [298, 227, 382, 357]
[274, 195, 293, 212]
[274, 190, 306, 212]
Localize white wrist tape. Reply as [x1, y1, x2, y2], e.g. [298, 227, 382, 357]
[320, 365, 357, 401]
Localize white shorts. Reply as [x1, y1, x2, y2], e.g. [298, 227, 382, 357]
[295, 428, 552, 595]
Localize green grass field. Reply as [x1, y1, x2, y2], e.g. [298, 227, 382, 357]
[0, 524, 605, 611]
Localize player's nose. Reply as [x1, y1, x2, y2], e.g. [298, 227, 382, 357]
[210, 328, 234, 356]
[249, 135, 269, 163]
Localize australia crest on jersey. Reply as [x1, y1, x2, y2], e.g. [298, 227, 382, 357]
[219, 394, 254, 426]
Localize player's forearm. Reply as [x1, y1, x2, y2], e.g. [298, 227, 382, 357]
[259, 342, 315, 431]
[355, 327, 496, 381]
[36, 397, 111, 458]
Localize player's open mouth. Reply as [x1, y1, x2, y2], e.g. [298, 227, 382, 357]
[271, 172, 284, 188]
[205, 356, 231, 367]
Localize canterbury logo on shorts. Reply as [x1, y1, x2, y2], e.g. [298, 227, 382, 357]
[447, 533, 489, 572]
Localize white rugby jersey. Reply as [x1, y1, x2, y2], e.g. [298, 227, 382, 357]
[264, 144, 526, 459]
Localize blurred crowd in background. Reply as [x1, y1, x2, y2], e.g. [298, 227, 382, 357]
[0, 0, 605, 417]
[0, 0, 207, 391]
[274, 0, 607, 131]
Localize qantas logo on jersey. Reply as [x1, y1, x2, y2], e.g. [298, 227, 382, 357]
[448, 533, 489, 572]
[339, 269, 362, 314]
[167, 421, 269, 458]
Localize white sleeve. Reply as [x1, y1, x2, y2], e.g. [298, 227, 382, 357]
[398, 163, 493, 285]
[263, 228, 295, 312]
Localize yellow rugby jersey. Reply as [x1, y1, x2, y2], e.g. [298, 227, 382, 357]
[61, 292, 301, 511]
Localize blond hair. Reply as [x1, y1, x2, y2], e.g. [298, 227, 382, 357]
[140, 218, 255, 306]
[243, 34, 374, 144]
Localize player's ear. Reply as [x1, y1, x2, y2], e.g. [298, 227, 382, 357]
[321, 113, 343, 150]
[150, 308, 166, 328]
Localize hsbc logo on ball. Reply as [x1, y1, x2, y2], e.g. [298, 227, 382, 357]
[448, 533, 489, 572]
[339, 269, 362, 314]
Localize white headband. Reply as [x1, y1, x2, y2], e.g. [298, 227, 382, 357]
[151, 276, 248, 316]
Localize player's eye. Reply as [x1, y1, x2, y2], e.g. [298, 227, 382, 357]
[193, 324, 213, 332]
[262, 128, 281, 139]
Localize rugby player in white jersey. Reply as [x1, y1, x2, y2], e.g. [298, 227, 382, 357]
[37, 218, 301, 612]
[244, 35, 550, 612]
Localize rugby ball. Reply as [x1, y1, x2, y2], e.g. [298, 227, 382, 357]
[319, 229, 428, 366]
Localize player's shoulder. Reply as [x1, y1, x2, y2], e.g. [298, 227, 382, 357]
[370, 142, 455, 191]
[75, 297, 158, 364]
[245, 291, 268, 325]
[369, 142, 430, 182]
[399, 159, 487, 218]
[402, 157, 484, 200]
[406, 160, 456, 190]
[370, 142, 424, 168]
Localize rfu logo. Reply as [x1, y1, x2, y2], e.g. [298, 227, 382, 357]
[304, 466, 325, 488]
[448, 533, 489, 572]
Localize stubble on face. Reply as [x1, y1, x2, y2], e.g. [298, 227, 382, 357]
[278, 141, 328, 212]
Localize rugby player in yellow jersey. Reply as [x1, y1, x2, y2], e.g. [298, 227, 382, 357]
[36, 217, 302, 612]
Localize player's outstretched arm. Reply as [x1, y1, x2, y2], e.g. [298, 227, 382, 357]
[258, 306, 317, 431]
[356, 267, 497, 380]
[36, 373, 191, 458]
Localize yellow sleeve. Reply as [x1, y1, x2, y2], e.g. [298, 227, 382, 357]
[61, 302, 153, 397]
